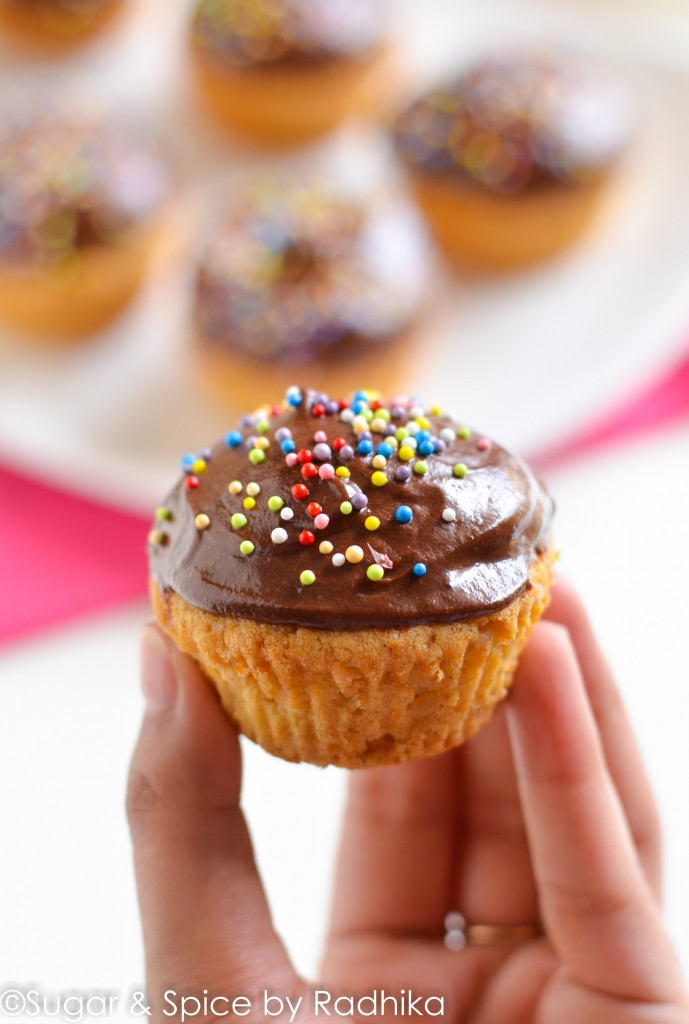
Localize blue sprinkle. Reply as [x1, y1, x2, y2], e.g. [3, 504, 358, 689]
[377, 442, 394, 458]
[357, 440, 374, 455]
[351, 400, 367, 415]
[395, 505, 413, 524]
[281, 439, 296, 454]
[412, 562, 427, 577]
[225, 431, 242, 448]
[416, 430, 432, 442]
[417, 439, 435, 456]
[181, 452, 196, 470]
[353, 390, 369, 401]
[287, 392, 303, 407]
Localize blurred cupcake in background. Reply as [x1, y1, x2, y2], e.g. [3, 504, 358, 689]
[0, 108, 174, 340]
[0, 0, 125, 49]
[190, 0, 391, 145]
[193, 181, 431, 410]
[392, 51, 632, 271]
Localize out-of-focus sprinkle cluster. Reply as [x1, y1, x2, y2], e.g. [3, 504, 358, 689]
[393, 53, 631, 194]
[192, 0, 384, 67]
[0, 113, 171, 268]
[194, 184, 426, 362]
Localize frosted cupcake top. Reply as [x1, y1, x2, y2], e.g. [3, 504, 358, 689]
[148, 386, 554, 628]
[0, 113, 171, 269]
[393, 51, 631, 194]
[191, 0, 386, 68]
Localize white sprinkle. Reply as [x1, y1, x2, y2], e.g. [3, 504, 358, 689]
[440, 428, 455, 444]
[442, 508, 457, 522]
[246, 482, 261, 496]
[332, 553, 346, 567]
[271, 528, 288, 544]
[280, 507, 294, 521]
[340, 409, 354, 423]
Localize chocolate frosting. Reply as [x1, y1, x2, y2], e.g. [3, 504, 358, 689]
[149, 387, 554, 629]
[0, 114, 171, 268]
[192, 0, 385, 68]
[393, 51, 631, 194]
[194, 185, 427, 364]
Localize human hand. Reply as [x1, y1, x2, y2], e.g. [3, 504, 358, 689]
[127, 578, 689, 1022]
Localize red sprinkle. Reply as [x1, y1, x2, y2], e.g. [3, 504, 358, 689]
[338, 399, 350, 410]
[301, 462, 318, 479]
[297, 449, 313, 464]
[299, 530, 315, 546]
[332, 437, 347, 451]
[370, 399, 384, 411]
[312, 403, 326, 417]
[185, 476, 199, 490]
[292, 483, 309, 500]
[306, 502, 322, 517]
[270, 404, 282, 417]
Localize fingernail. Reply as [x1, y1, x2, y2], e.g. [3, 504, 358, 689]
[140, 626, 178, 712]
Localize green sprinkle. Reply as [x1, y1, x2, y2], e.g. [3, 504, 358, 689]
[231, 513, 248, 529]
[268, 495, 284, 511]
[300, 570, 316, 586]
[395, 427, 409, 442]
[239, 540, 255, 555]
[340, 501, 353, 515]
[256, 419, 270, 434]
[248, 449, 265, 465]
[457, 427, 471, 440]
[453, 462, 468, 478]
[413, 460, 428, 475]
[367, 564, 384, 581]
[155, 506, 171, 521]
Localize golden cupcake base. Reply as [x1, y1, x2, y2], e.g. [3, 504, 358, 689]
[0, 0, 124, 49]
[409, 172, 608, 271]
[150, 543, 556, 768]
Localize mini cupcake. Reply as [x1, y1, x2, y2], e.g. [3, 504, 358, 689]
[148, 386, 555, 768]
[0, 0, 124, 48]
[393, 51, 631, 270]
[0, 111, 173, 339]
[193, 183, 429, 410]
[190, 0, 389, 144]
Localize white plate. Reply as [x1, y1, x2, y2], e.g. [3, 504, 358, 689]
[1, 0, 689, 514]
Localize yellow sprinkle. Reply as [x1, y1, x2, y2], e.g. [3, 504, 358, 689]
[243, 497, 256, 510]
[345, 545, 364, 564]
[195, 513, 210, 530]
[370, 417, 387, 433]
[429, 405, 442, 416]
[371, 471, 387, 487]
[192, 458, 207, 474]
[246, 482, 261, 497]
[352, 416, 368, 434]
[319, 540, 334, 554]
[371, 454, 387, 470]
[365, 516, 380, 531]
[254, 437, 270, 451]
[336, 466, 350, 478]
[398, 446, 414, 462]
[415, 417, 430, 430]
[228, 480, 243, 495]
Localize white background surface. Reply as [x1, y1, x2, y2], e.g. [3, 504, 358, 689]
[1, 0, 689, 1015]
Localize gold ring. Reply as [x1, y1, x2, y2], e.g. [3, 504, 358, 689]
[444, 912, 543, 950]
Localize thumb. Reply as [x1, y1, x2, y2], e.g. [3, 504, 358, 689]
[127, 625, 299, 1014]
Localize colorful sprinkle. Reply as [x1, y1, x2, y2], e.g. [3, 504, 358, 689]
[371, 471, 387, 487]
[228, 480, 243, 495]
[239, 540, 255, 556]
[248, 449, 265, 465]
[458, 426, 471, 439]
[314, 514, 330, 530]
[148, 529, 166, 546]
[243, 497, 256, 510]
[340, 501, 353, 515]
[192, 458, 207, 474]
[307, 502, 322, 517]
[319, 464, 335, 480]
[332, 553, 346, 567]
[231, 513, 247, 529]
[371, 454, 387, 470]
[268, 495, 284, 511]
[453, 463, 468, 478]
[300, 569, 316, 586]
[365, 516, 381, 531]
[345, 545, 364, 563]
[185, 476, 199, 490]
[225, 430, 242, 447]
[155, 507, 172, 521]
[395, 505, 413, 523]
[292, 483, 309, 500]
[398, 446, 414, 462]
[246, 482, 261, 496]
[280, 507, 294, 521]
[271, 527, 288, 544]
[367, 564, 385, 581]
[319, 540, 334, 554]
[413, 460, 428, 475]
[299, 530, 315, 546]
[412, 562, 427, 576]
[336, 466, 351, 478]
[442, 508, 457, 522]
[478, 438, 492, 451]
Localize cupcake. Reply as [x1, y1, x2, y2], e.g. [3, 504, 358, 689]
[148, 386, 555, 768]
[392, 51, 631, 270]
[190, 0, 389, 144]
[193, 183, 429, 411]
[0, 111, 173, 339]
[0, 0, 124, 48]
